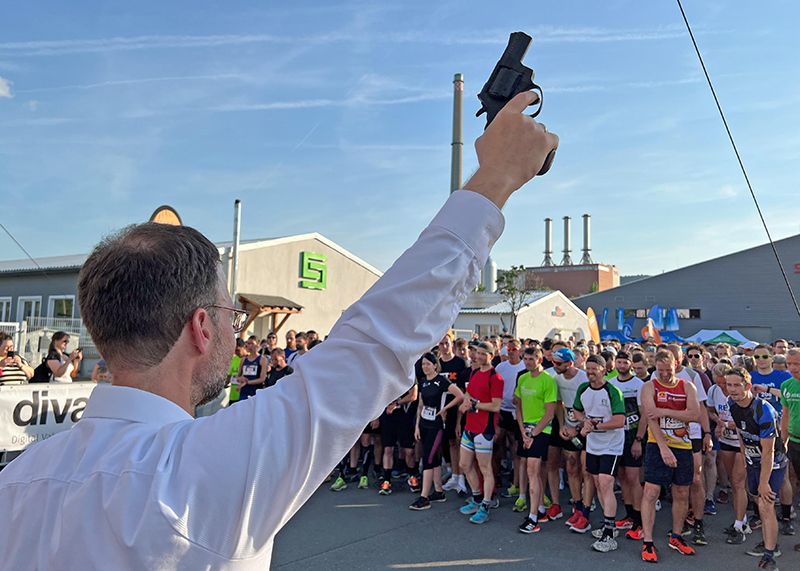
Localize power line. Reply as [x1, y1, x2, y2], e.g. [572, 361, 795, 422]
[0, 223, 52, 281]
[676, 0, 800, 320]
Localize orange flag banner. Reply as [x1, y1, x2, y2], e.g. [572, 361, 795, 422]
[587, 307, 601, 344]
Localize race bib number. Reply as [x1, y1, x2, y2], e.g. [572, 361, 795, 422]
[565, 408, 578, 425]
[659, 417, 685, 430]
[523, 422, 537, 437]
[421, 406, 437, 422]
[625, 413, 640, 430]
[744, 445, 760, 461]
[588, 415, 606, 433]
[242, 365, 258, 376]
[722, 428, 738, 441]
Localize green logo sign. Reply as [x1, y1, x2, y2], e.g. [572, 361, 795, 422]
[300, 252, 327, 290]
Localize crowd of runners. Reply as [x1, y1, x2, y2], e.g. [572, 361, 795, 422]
[323, 333, 800, 570]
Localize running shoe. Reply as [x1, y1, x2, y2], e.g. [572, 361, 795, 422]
[378, 480, 392, 496]
[717, 488, 730, 504]
[358, 476, 369, 489]
[692, 522, 708, 546]
[488, 496, 500, 510]
[756, 554, 779, 570]
[615, 516, 634, 530]
[569, 513, 591, 534]
[518, 516, 541, 534]
[546, 504, 563, 521]
[704, 498, 717, 515]
[592, 527, 619, 539]
[470, 504, 490, 524]
[429, 490, 447, 503]
[409, 496, 431, 511]
[655, 499, 662, 512]
[407, 475, 421, 493]
[746, 542, 781, 557]
[442, 476, 460, 491]
[685, 511, 696, 526]
[780, 519, 795, 536]
[668, 535, 695, 556]
[626, 526, 644, 541]
[330, 476, 348, 492]
[565, 510, 581, 527]
[456, 480, 469, 497]
[725, 527, 747, 545]
[641, 543, 658, 563]
[750, 516, 763, 530]
[459, 498, 479, 515]
[512, 497, 528, 513]
[506, 484, 520, 497]
[592, 536, 618, 553]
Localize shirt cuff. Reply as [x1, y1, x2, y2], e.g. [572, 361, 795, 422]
[429, 190, 505, 264]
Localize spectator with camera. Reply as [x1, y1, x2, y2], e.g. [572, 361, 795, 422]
[0, 333, 34, 384]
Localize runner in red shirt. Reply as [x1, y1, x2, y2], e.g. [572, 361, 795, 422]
[457, 341, 503, 524]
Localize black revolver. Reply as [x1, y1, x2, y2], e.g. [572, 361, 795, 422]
[476, 31, 556, 175]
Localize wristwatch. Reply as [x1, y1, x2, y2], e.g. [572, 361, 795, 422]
[634, 436, 643, 443]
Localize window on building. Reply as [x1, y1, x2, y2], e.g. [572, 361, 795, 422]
[0, 297, 11, 322]
[48, 296, 75, 319]
[689, 309, 701, 319]
[17, 296, 42, 323]
[635, 309, 647, 319]
[623, 309, 637, 319]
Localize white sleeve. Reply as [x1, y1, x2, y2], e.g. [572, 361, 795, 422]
[692, 371, 708, 403]
[158, 190, 504, 558]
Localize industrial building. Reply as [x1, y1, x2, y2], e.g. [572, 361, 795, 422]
[573, 234, 800, 342]
[524, 215, 619, 297]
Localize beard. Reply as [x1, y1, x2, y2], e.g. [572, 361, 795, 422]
[192, 327, 233, 408]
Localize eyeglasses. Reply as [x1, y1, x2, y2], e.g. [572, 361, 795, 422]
[205, 304, 250, 333]
[688, 354, 702, 358]
[753, 355, 772, 360]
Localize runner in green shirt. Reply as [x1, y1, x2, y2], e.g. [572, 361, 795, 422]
[779, 348, 800, 555]
[227, 339, 247, 403]
[514, 345, 557, 534]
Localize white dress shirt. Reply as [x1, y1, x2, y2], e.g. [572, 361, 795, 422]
[0, 190, 504, 570]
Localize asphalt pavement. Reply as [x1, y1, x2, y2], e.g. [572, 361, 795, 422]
[273, 478, 799, 570]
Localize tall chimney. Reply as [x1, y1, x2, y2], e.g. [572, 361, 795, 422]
[580, 213, 593, 265]
[450, 73, 463, 193]
[561, 216, 573, 266]
[542, 218, 554, 266]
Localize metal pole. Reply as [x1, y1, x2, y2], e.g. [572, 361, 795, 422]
[231, 199, 242, 305]
[450, 73, 463, 193]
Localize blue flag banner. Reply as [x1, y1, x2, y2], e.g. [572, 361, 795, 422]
[601, 307, 608, 331]
[623, 316, 635, 339]
[665, 307, 680, 331]
[648, 305, 664, 330]
[616, 307, 624, 331]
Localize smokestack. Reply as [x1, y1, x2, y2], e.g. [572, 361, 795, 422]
[580, 213, 593, 265]
[482, 258, 497, 293]
[561, 216, 573, 266]
[450, 73, 463, 193]
[542, 218, 554, 266]
[231, 199, 242, 305]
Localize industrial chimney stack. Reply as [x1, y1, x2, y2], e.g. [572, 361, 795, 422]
[542, 218, 554, 266]
[580, 213, 593, 265]
[561, 216, 573, 266]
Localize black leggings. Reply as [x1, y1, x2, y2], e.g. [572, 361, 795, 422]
[421, 426, 444, 470]
[788, 440, 800, 476]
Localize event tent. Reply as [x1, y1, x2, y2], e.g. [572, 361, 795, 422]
[684, 329, 752, 346]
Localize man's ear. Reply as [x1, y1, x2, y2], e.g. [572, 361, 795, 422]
[188, 307, 214, 355]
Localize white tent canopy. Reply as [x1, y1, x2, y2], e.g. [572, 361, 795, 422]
[684, 329, 753, 346]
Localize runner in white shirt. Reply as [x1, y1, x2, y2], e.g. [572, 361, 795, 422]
[0, 91, 560, 570]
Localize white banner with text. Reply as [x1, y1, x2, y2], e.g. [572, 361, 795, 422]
[0, 383, 96, 452]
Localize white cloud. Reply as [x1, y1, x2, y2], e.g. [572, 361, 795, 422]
[0, 75, 12, 98]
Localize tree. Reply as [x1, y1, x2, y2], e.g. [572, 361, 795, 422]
[496, 265, 540, 338]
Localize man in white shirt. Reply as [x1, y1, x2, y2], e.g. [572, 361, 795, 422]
[0, 91, 558, 570]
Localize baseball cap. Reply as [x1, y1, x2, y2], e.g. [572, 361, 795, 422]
[551, 348, 575, 363]
[741, 341, 758, 349]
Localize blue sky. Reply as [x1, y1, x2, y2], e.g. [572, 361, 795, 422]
[1, 0, 799, 276]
